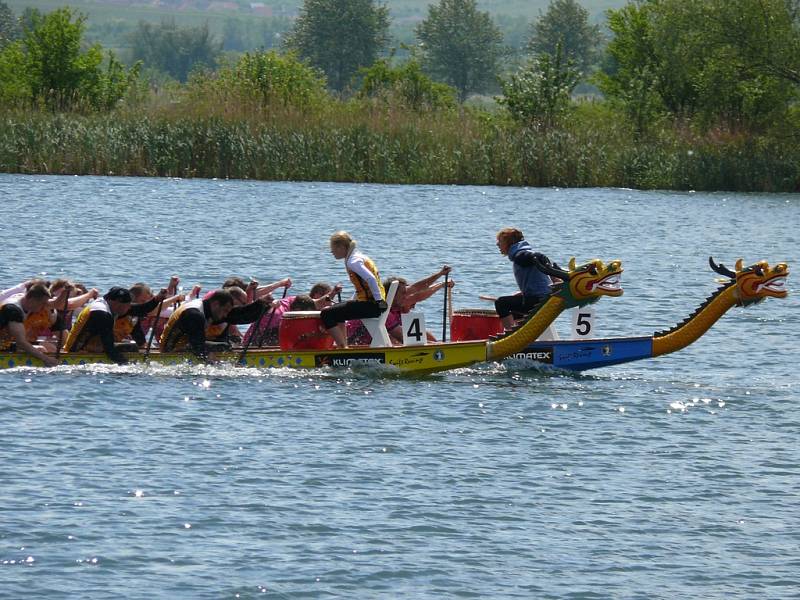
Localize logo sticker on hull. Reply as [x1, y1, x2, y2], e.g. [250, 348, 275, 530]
[509, 350, 553, 363]
[315, 353, 386, 367]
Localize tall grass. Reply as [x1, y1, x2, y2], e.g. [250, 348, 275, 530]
[1, 96, 798, 191]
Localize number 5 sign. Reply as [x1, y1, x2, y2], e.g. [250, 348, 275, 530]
[571, 308, 596, 339]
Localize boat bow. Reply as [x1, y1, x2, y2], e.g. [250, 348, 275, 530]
[486, 257, 624, 361]
[652, 257, 789, 357]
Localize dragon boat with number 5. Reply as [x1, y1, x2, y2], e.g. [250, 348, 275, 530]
[493, 257, 788, 371]
[0, 258, 624, 374]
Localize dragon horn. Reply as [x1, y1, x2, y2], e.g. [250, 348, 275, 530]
[735, 258, 743, 272]
[709, 256, 736, 278]
[535, 256, 569, 279]
[568, 257, 576, 271]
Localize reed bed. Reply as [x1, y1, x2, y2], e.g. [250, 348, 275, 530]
[1, 101, 797, 191]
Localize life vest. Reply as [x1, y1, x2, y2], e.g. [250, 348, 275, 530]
[23, 308, 53, 343]
[0, 296, 27, 350]
[206, 321, 229, 340]
[114, 316, 135, 342]
[160, 298, 206, 351]
[64, 298, 113, 353]
[346, 252, 386, 302]
[0, 294, 48, 350]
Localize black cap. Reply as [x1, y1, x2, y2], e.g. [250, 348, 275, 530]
[104, 286, 133, 303]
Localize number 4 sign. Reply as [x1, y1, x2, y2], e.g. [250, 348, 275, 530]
[571, 308, 596, 339]
[401, 312, 427, 346]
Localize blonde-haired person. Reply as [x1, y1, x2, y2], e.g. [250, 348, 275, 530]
[495, 227, 556, 330]
[321, 231, 387, 348]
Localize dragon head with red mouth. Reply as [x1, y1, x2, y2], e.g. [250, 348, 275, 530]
[536, 256, 624, 309]
[709, 257, 789, 306]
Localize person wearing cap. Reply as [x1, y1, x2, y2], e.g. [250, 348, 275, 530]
[64, 286, 167, 364]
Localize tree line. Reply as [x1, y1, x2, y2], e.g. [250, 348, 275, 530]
[0, 0, 798, 190]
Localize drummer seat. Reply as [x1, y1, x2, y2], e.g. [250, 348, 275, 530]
[361, 280, 399, 348]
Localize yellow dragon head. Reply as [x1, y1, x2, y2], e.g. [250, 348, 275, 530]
[536, 256, 624, 309]
[709, 257, 789, 306]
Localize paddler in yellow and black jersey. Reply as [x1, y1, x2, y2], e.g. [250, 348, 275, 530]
[64, 287, 166, 364]
[0, 283, 59, 366]
[321, 231, 387, 348]
[160, 289, 270, 359]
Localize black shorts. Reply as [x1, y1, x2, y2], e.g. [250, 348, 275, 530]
[321, 300, 381, 329]
[494, 294, 547, 319]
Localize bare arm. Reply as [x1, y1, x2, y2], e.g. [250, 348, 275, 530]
[254, 278, 292, 299]
[407, 265, 452, 295]
[67, 288, 99, 310]
[8, 322, 57, 367]
[0, 282, 27, 302]
[405, 279, 454, 309]
[47, 286, 72, 310]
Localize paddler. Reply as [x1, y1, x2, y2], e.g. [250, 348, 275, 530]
[0, 282, 60, 367]
[160, 289, 270, 359]
[494, 227, 557, 329]
[384, 266, 454, 344]
[242, 282, 342, 347]
[64, 286, 167, 364]
[321, 231, 387, 348]
[128, 281, 185, 347]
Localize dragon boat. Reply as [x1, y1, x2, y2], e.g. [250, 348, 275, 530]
[463, 257, 787, 371]
[0, 258, 624, 374]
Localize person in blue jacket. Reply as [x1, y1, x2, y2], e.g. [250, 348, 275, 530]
[494, 227, 556, 329]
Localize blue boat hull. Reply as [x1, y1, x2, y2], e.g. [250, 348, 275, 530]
[512, 336, 654, 371]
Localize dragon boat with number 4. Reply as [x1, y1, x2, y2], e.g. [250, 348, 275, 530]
[451, 257, 789, 371]
[0, 257, 788, 374]
[0, 257, 624, 374]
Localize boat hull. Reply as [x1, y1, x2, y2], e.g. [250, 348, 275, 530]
[514, 336, 654, 371]
[0, 337, 655, 373]
[0, 341, 490, 374]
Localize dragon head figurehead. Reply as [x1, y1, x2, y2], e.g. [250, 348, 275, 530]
[709, 257, 789, 306]
[535, 256, 623, 309]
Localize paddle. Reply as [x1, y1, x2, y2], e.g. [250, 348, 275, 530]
[250, 286, 289, 362]
[238, 302, 270, 365]
[441, 272, 449, 342]
[54, 287, 71, 363]
[144, 298, 165, 360]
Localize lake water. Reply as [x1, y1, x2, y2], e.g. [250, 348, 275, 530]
[1, 175, 798, 599]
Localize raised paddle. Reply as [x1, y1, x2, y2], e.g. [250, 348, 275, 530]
[250, 286, 289, 354]
[441, 272, 449, 342]
[54, 287, 71, 363]
[238, 301, 271, 365]
[144, 298, 165, 360]
[254, 284, 289, 349]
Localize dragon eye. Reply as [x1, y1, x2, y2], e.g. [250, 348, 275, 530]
[755, 266, 764, 276]
[589, 264, 598, 275]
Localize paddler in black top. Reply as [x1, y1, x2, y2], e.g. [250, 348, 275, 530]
[64, 287, 166, 364]
[0, 283, 59, 367]
[160, 289, 270, 359]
